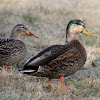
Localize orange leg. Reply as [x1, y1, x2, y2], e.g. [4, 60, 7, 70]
[60, 76, 65, 86]
[4, 65, 8, 72]
[48, 78, 52, 85]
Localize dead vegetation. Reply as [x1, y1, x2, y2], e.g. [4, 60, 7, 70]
[0, 0, 100, 99]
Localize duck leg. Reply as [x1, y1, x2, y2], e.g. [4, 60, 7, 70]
[4, 65, 8, 72]
[48, 78, 52, 85]
[60, 76, 65, 86]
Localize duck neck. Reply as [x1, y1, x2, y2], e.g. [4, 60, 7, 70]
[10, 31, 22, 40]
[65, 31, 77, 44]
[65, 31, 87, 61]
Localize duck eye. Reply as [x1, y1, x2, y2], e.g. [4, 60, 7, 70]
[24, 27, 27, 30]
[76, 22, 81, 25]
[22, 27, 27, 30]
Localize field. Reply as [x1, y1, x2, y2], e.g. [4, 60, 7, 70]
[0, 0, 100, 100]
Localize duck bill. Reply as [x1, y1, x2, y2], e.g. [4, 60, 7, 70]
[26, 31, 38, 38]
[82, 28, 97, 38]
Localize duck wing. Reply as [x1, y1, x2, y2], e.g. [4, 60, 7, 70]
[0, 38, 25, 55]
[22, 44, 72, 70]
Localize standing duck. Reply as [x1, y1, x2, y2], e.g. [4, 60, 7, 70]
[0, 24, 38, 72]
[20, 20, 96, 86]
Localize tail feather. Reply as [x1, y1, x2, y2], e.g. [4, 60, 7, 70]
[19, 65, 39, 75]
[19, 70, 36, 73]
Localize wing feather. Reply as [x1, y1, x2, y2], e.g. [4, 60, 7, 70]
[23, 44, 73, 70]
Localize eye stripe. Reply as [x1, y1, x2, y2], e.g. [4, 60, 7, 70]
[22, 27, 27, 30]
[77, 23, 81, 25]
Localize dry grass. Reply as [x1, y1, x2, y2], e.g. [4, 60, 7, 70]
[0, 67, 100, 100]
[0, 0, 100, 99]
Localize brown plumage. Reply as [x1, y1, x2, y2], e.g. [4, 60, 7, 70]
[0, 39, 26, 66]
[20, 20, 96, 86]
[23, 40, 86, 79]
[0, 24, 38, 72]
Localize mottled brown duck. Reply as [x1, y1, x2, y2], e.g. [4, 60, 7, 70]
[20, 20, 96, 86]
[0, 24, 38, 72]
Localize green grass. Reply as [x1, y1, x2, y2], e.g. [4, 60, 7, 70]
[0, 0, 100, 99]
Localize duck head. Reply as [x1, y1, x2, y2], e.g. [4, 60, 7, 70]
[66, 19, 97, 40]
[10, 24, 38, 39]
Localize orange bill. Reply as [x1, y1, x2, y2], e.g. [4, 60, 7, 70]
[26, 31, 38, 38]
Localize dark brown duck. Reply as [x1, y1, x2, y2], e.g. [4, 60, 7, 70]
[20, 20, 97, 86]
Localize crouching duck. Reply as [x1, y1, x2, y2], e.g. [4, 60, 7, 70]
[0, 24, 38, 72]
[20, 20, 96, 86]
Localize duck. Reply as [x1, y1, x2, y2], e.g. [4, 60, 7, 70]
[0, 24, 38, 72]
[19, 20, 97, 86]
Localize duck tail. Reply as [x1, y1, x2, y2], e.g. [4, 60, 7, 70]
[19, 64, 39, 74]
[19, 69, 36, 73]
